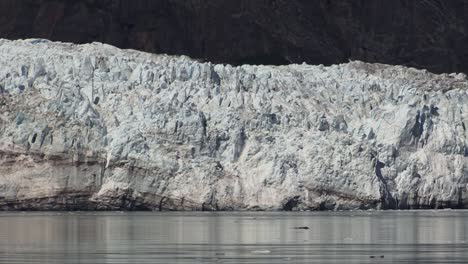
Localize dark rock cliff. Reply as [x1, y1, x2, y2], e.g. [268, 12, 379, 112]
[1, 0, 468, 73]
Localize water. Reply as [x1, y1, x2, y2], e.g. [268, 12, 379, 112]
[0, 211, 467, 264]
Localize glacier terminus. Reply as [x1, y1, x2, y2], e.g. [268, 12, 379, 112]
[0, 39, 467, 211]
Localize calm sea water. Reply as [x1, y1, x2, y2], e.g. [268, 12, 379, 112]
[0, 211, 467, 263]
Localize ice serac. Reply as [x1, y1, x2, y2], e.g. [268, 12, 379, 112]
[0, 39, 468, 211]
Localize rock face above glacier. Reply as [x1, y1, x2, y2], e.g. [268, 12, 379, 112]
[0, 39, 468, 211]
[2, 0, 468, 74]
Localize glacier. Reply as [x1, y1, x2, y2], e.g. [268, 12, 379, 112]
[0, 39, 467, 210]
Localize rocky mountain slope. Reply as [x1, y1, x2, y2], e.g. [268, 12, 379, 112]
[1, 0, 468, 74]
[0, 39, 468, 210]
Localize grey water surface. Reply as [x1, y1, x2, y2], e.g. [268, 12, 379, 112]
[0, 211, 467, 264]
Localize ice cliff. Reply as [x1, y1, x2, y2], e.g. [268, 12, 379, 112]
[0, 39, 467, 210]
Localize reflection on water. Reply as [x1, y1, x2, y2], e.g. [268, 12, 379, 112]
[0, 211, 467, 263]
